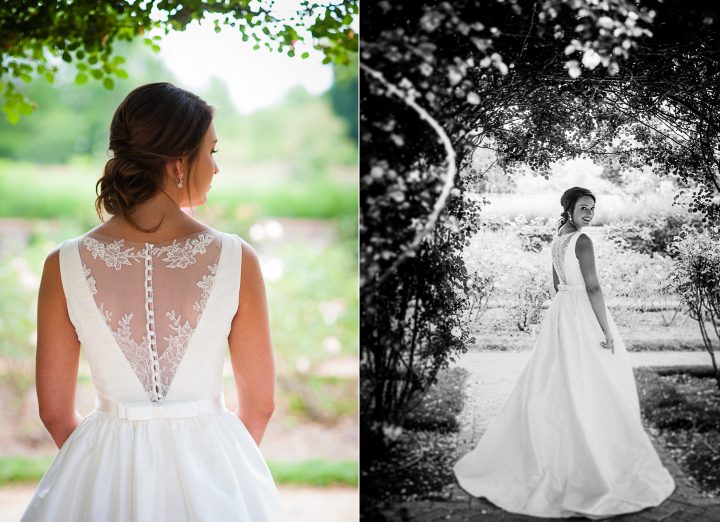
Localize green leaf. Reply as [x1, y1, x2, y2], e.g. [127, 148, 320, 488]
[75, 72, 88, 85]
[44, 72, 54, 84]
[301, 51, 310, 59]
[19, 101, 34, 115]
[3, 104, 20, 125]
[103, 77, 114, 90]
[116, 68, 129, 79]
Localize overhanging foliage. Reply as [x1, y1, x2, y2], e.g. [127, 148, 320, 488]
[0, 0, 358, 123]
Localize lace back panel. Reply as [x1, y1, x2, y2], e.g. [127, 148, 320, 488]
[551, 232, 576, 285]
[79, 229, 221, 402]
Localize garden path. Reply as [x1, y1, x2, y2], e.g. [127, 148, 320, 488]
[454, 350, 713, 451]
[393, 350, 720, 521]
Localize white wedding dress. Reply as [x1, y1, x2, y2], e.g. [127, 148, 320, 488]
[21, 228, 286, 521]
[453, 230, 675, 518]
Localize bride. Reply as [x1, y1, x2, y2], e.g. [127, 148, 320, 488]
[453, 186, 675, 518]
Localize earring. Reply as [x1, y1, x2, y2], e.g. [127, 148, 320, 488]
[177, 172, 183, 189]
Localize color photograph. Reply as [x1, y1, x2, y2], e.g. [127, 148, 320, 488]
[0, 2, 358, 521]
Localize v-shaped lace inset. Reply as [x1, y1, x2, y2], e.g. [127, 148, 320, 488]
[552, 232, 576, 285]
[79, 230, 221, 402]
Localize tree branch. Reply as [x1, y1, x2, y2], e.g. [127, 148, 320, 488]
[361, 63, 458, 289]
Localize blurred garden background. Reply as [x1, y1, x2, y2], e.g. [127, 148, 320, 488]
[0, 3, 358, 520]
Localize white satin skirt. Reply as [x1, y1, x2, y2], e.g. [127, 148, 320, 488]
[453, 285, 675, 518]
[20, 394, 286, 521]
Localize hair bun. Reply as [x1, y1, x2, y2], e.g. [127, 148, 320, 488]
[96, 156, 156, 214]
[95, 82, 215, 233]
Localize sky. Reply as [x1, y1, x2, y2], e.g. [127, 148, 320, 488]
[148, 7, 349, 114]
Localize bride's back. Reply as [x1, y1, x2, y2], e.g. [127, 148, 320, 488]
[59, 228, 242, 403]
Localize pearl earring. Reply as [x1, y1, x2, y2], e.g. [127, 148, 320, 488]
[177, 172, 183, 189]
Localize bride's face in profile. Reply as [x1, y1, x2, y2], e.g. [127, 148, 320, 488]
[571, 196, 595, 228]
[179, 121, 220, 207]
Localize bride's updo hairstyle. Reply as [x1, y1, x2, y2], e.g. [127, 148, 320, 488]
[558, 186, 595, 230]
[94, 82, 215, 233]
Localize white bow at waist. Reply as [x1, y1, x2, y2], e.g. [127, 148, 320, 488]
[95, 394, 226, 421]
[557, 284, 586, 291]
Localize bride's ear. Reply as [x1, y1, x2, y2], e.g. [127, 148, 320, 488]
[164, 159, 179, 175]
[174, 158, 185, 175]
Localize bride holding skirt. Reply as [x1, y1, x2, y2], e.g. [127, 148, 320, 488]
[453, 187, 675, 518]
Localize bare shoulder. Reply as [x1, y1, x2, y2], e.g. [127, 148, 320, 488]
[238, 237, 261, 275]
[236, 237, 265, 300]
[43, 245, 62, 284]
[39, 244, 68, 306]
[575, 232, 594, 253]
[576, 232, 592, 250]
[231, 236, 268, 321]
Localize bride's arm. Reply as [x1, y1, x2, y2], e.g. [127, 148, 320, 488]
[36, 248, 84, 449]
[552, 265, 559, 293]
[576, 234, 612, 339]
[228, 240, 276, 446]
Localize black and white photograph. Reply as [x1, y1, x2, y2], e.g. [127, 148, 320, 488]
[361, 1, 720, 520]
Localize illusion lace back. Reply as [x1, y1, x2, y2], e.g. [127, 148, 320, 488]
[453, 229, 675, 518]
[551, 232, 576, 285]
[20, 227, 287, 522]
[79, 230, 221, 401]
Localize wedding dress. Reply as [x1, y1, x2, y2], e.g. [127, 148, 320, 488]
[21, 228, 286, 521]
[453, 230, 675, 519]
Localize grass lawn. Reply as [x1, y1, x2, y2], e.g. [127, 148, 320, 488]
[361, 367, 469, 517]
[636, 365, 720, 498]
[0, 456, 357, 488]
[0, 160, 357, 221]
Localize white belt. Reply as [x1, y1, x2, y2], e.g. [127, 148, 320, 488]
[557, 284, 586, 291]
[95, 394, 226, 421]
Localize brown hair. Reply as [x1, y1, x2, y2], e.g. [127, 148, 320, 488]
[558, 186, 596, 230]
[95, 82, 215, 232]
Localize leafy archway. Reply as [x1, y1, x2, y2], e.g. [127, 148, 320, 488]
[360, 0, 720, 457]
